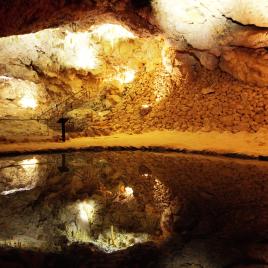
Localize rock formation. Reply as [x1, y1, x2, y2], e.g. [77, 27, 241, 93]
[0, 0, 268, 140]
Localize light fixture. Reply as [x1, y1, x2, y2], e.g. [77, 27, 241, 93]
[1, 185, 36, 195]
[78, 200, 95, 223]
[64, 31, 99, 70]
[124, 187, 134, 198]
[19, 95, 37, 109]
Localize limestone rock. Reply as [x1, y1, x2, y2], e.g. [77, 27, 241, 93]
[175, 53, 200, 81]
[0, 0, 268, 138]
[109, 95, 122, 104]
[201, 87, 215, 95]
[222, 27, 268, 49]
[220, 48, 268, 87]
[140, 104, 152, 116]
[192, 51, 219, 70]
[221, 0, 268, 27]
[153, 0, 268, 51]
[153, 0, 228, 50]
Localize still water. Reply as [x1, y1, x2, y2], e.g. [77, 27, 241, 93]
[0, 151, 268, 267]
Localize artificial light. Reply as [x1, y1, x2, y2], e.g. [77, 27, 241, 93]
[78, 200, 95, 223]
[19, 95, 37, 109]
[124, 187, 134, 198]
[1, 185, 36, 195]
[64, 31, 99, 70]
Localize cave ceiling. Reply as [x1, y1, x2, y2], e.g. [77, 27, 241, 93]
[0, 0, 268, 86]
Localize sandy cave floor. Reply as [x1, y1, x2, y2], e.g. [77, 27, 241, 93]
[1, 130, 268, 158]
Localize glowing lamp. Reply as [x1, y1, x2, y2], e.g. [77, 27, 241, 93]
[19, 95, 37, 109]
[78, 201, 95, 223]
[64, 31, 99, 70]
[124, 187, 134, 197]
[1, 185, 35, 195]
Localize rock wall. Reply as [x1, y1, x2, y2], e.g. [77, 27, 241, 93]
[220, 48, 268, 87]
[0, 8, 268, 141]
[0, 25, 177, 140]
[1, 0, 268, 88]
[82, 62, 268, 136]
[153, 1, 268, 88]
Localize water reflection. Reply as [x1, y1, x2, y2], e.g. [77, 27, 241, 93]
[0, 152, 267, 267]
[66, 196, 150, 252]
[0, 152, 173, 254]
[0, 157, 39, 195]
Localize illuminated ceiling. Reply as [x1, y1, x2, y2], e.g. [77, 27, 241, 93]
[0, 0, 267, 87]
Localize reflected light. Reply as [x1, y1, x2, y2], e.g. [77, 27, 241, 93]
[78, 200, 95, 223]
[124, 187, 134, 198]
[20, 157, 38, 166]
[20, 158, 38, 167]
[19, 95, 37, 109]
[1, 158, 39, 196]
[153, 178, 170, 206]
[91, 24, 136, 46]
[64, 31, 99, 70]
[20, 157, 39, 179]
[1, 185, 35, 195]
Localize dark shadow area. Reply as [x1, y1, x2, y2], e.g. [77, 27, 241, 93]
[131, 0, 151, 9]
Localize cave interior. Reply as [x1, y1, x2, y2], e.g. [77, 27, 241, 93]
[1, 0, 268, 267]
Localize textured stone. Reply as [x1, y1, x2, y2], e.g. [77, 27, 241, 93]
[223, 27, 268, 49]
[192, 51, 219, 71]
[153, 0, 268, 50]
[0, 0, 268, 140]
[221, 0, 268, 27]
[201, 87, 215, 95]
[220, 48, 268, 87]
[140, 104, 152, 116]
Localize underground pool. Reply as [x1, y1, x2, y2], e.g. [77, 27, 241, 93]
[0, 151, 267, 267]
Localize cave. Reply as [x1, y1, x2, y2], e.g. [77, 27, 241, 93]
[1, 1, 268, 267]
